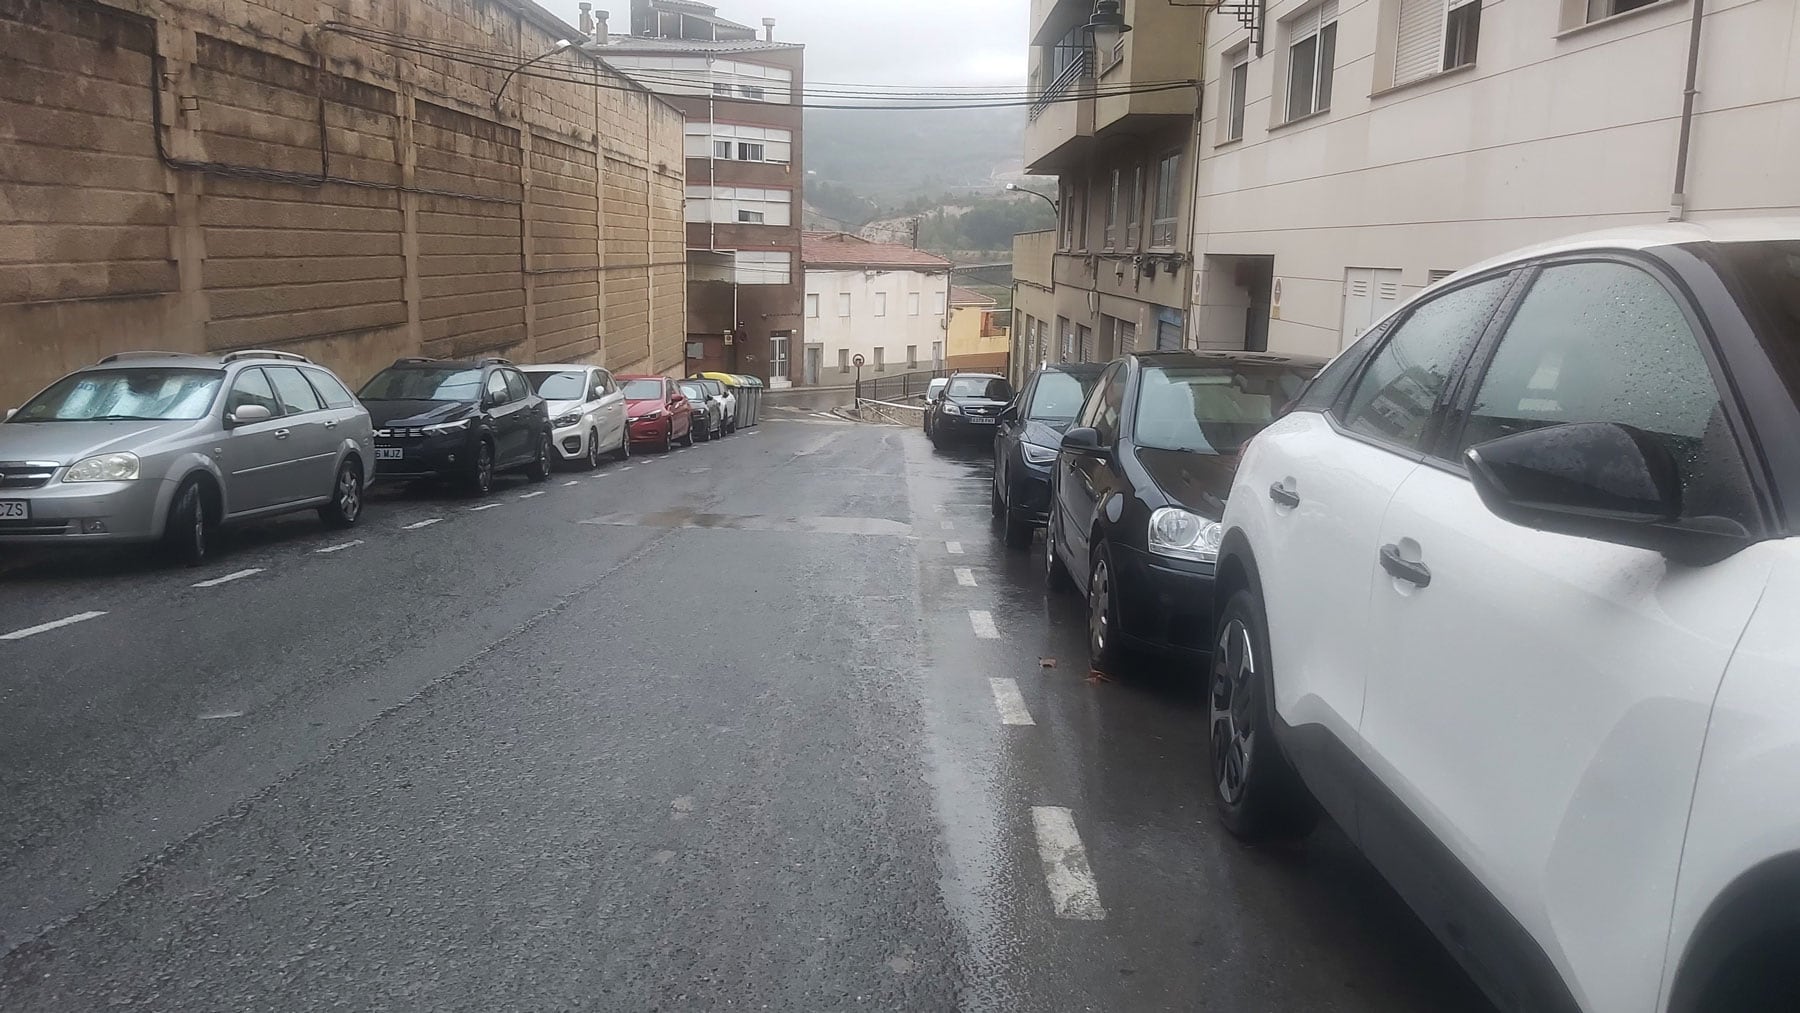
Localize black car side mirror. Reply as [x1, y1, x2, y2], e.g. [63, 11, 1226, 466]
[998, 403, 1019, 423]
[1466, 421, 1749, 565]
[1061, 426, 1103, 455]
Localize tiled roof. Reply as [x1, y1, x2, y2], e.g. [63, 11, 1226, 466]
[950, 286, 997, 306]
[802, 232, 952, 270]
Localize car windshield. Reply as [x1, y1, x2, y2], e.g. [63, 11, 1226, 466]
[679, 385, 708, 401]
[527, 371, 590, 401]
[1133, 364, 1318, 454]
[9, 368, 224, 422]
[706, 382, 727, 397]
[360, 367, 483, 402]
[946, 377, 1011, 400]
[1027, 371, 1101, 422]
[622, 379, 665, 400]
[1707, 240, 1800, 409]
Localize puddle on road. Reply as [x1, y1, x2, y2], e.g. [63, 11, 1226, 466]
[580, 509, 912, 537]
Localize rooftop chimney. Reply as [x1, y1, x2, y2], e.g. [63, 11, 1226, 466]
[594, 8, 610, 44]
[762, 17, 776, 41]
[577, 3, 594, 38]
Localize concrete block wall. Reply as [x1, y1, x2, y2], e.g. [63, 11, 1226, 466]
[0, 0, 688, 407]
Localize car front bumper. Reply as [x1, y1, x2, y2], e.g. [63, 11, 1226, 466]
[934, 414, 1000, 439]
[627, 417, 671, 445]
[1005, 458, 1053, 525]
[552, 421, 592, 460]
[1111, 542, 1216, 659]
[371, 433, 479, 480]
[0, 477, 170, 544]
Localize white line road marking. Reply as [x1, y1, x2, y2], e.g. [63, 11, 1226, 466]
[469, 504, 501, 512]
[812, 412, 836, 420]
[315, 540, 363, 554]
[519, 491, 546, 500]
[940, 520, 955, 530]
[563, 480, 582, 486]
[954, 567, 977, 587]
[1031, 806, 1107, 920]
[198, 710, 244, 720]
[191, 568, 263, 589]
[946, 541, 964, 555]
[1, 611, 107, 642]
[969, 610, 999, 639]
[621, 466, 634, 471]
[989, 678, 1035, 725]
[403, 518, 442, 530]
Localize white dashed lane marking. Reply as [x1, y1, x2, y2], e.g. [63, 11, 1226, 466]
[989, 678, 1035, 725]
[469, 504, 500, 512]
[946, 541, 964, 555]
[1031, 806, 1107, 920]
[621, 466, 634, 472]
[954, 568, 977, 587]
[1, 611, 107, 642]
[315, 540, 363, 554]
[198, 710, 245, 720]
[519, 491, 546, 500]
[563, 480, 582, 486]
[402, 519, 443, 530]
[191, 568, 263, 589]
[969, 610, 999, 639]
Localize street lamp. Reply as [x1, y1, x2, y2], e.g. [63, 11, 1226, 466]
[1086, 0, 1132, 54]
[1006, 182, 1059, 214]
[492, 38, 576, 116]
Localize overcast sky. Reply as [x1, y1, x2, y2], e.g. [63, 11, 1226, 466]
[543, 0, 1029, 87]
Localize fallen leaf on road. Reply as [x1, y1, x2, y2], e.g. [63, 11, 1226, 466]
[1039, 657, 1056, 669]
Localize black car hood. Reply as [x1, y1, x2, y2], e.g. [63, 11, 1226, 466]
[1020, 418, 1073, 446]
[1133, 447, 1240, 519]
[364, 399, 476, 428]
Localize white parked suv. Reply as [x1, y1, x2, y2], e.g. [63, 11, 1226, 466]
[520, 364, 628, 469]
[1213, 220, 1800, 1013]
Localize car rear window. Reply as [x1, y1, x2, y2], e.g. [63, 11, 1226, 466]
[360, 367, 483, 402]
[947, 377, 1012, 400]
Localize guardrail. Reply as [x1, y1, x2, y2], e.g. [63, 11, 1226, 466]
[854, 369, 948, 404]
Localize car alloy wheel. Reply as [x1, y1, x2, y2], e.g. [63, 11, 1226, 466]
[472, 442, 495, 495]
[322, 461, 362, 528]
[1044, 512, 1074, 594]
[165, 478, 211, 566]
[586, 430, 602, 470]
[1087, 547, 1124, 671]
[1210, 617, 1259, 806]
[529, 432, 553, 482]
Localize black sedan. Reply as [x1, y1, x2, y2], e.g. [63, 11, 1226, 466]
[1045, 351, 1321, 671]
[926, 373, 1013, 447]
[361, 357, 553, 495]
[992, 363, 1106, 548]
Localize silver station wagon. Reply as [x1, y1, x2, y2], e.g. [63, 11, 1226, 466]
[0, 350, 373, 564]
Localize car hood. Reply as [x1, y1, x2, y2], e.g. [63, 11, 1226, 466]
[543, 398, 588, 419]
[1133, 447, 1240, 519]
[0, 419, 201, 466]
[1019, 418, 1075, 446]
[626, 397, 669, 416]
[364, 400, 476, 428]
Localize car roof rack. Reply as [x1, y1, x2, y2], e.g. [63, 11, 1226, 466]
[96, 351, 205, 364]
[393, 356, 440, 366]
[477, 357, 514, 366]
[219, 349, 311, 365]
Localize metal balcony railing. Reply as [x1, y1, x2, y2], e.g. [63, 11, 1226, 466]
[1030, 50, 1093, 122]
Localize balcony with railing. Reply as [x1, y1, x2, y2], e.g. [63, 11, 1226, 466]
[1025, 48, 1094, 173]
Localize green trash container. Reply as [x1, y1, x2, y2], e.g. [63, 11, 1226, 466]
[731, 374, 764, 427]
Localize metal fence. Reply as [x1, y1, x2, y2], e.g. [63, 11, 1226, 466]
[854, 369, 949, 403]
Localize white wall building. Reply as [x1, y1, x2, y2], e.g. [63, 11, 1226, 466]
[802, 232, 952, 383]
[1192, 0, 1800, 357]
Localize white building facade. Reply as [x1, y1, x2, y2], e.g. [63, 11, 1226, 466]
[802, 233, 952, 383]
[1192, 0, 1800, 357]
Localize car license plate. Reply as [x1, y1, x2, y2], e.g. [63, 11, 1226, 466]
[375, 447, 404, 461]
[969, 416, 996, 425]
[0, 500, 27, 520]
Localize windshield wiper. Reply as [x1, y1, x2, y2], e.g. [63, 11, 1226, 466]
[83, 414, 158, 421]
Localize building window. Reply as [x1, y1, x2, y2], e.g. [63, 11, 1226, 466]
[1104, 168, 1121, 250]
[1285, 0, 1339, 121]
[738, 210, 765, 224]
[1059, 181, 1076, 251]
[713, 82, 732, 96]
[933, 290, 947, 316]
[838, 349, 850, 371]
[837, 293, 852, 317]
[685, 124, 794, 163]
[687, 186, 793, 227]
[713, 140, 733, 159]
[806, 294, 820, 318]
[873, 347, 885, 370]
[908, 292, 921, 316]
[931, 341, 942, 366]
[1577, 0, 1658, 25]
[1151, 152, 1180, 249]
[737, 142, 765, 161]
[739, 84, 766, 101]
[734, 251, 790, 285]
[907, 345, 918, 368]
[875, 292, 887, 317]
[1225, 48, 1250, 141]
[1393, 0, 1480, 87]
[1126, 164, 1144, 248]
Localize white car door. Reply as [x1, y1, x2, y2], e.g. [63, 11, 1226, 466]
[1358, 258, 1773, 1013]
[593, 369, 626, 450]
[1235, 272, 1516, 820]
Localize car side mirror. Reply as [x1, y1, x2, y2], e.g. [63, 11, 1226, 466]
[594, 386, 606, 399]
[998, 403, 1019, 423]
[1061, 426, 1103, 455]
[227, 404, 273, 426]
[1466, 421, 1749, 566]
[3, 408, 15, 420]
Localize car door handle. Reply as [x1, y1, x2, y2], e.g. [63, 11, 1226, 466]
[1379, 544, 1431, 588]
[323, 419, 338, 430]
[1269, 482, 1300, 508]
[273, 428, 291, 440]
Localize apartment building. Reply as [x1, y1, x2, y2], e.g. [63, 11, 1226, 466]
[802, 233, 951, 383]
[598, 0, 807, 386]
[1021, 0, 1207, 369]
[1192, 0, 1800, 357]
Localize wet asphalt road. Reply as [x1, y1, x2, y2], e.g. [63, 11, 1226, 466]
[0, 409, 1493, 1012]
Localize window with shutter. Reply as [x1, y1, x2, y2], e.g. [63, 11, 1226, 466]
[1285, 0, 1339, 121]
[1393, 0, 1446, 85]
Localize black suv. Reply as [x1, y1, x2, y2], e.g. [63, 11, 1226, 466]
[926, 373, 1014, 447]
[360, 357, 552, 495]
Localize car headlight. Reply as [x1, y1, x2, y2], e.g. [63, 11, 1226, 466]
[941, 403, 963, 415]
[553, 412, 582, 428]
[1021, 442, 1058, 465]
[64, 452, 140, 482]
[1148, 507, 1222, 563]
[421, 419, 473, 435]
[634, 410, 664, 422]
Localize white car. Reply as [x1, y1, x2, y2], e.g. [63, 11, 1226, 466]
[1213, 219, 1800, 1013]
[521, 364, 628, 469]
[693, 377, 736, 434]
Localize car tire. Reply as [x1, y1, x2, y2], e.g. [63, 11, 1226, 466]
[319, 459, 363, 529]
[659, 423, 672, 453]
[681, 421, 696, 448]
[1210, 587, 1320, 842]
[468, 440, 496, 496]
[1003, 506, 1034, 550]
[1044, 510, 1075, 594]
[1087, 542, 1128, 672]
[164, 476, 214, 567]
[991, 476, 1005, 518]
[585, 430, 603, 470]
[528, 431, 553, 482]
[616, 429, 631, 462]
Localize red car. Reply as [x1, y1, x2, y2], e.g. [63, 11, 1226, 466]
[618, 375, 695, 452]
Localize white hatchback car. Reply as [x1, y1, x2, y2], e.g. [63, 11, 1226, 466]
[521, 364, 628, 469]
[1214, 220, 1800, 1013]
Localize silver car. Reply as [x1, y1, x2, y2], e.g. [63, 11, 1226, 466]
[0, 350, 373, 564]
